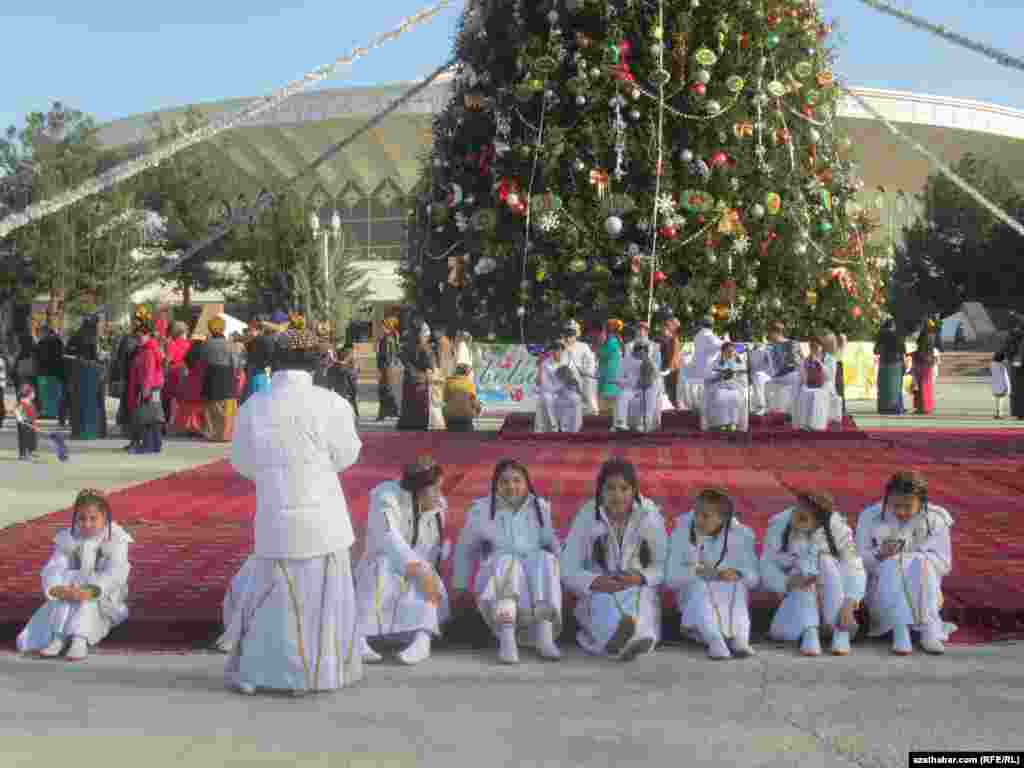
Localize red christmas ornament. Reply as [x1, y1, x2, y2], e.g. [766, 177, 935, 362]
[851, 306, 863, 319]
[767, 14, 780, 27]
[658, 225, 678, 240]
[803, 106, 816, 119]
[776, 128, 792, 145]
[710, 151, 729, 168]
[619, 40, 632, 56]
[654, 270, 667, 284]
[740, 33, 750, 49]
[690, 82, 707, 97]
[696, 214, 706, 225]
[768, 231, 779, 240]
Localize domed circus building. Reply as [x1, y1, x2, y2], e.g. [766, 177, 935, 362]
[96, 74, 1024, 322]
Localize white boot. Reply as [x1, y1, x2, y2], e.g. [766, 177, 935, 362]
[920, 624, 946, 655]
[729, 630, 755, 658]
[892, 624, 913, 656]
[359, 636, 383, 664]
[704, 630, 731, 660]
[397, 631, 432, 666]
[66, 636, 89, 661]
[831, 630, 851, 656]
[498, 624, 519, 664]
[39, 636, 66, 658]
[535, 620, 561, 661]
[235, 682, 256, 695]
[800, 628, 822, 657]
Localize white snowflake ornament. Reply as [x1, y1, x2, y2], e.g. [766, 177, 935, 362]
[538, 211, 561, 232]
[655, 194, 677, 216]
[733, 235, 751, 255]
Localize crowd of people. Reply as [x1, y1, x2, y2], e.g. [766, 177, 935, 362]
[15, 317, 958, 699]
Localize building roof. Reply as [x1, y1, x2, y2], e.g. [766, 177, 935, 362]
[94, 80, 1024, 209]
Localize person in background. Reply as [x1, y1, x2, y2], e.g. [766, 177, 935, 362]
[659, 317, 682, 410]
[15, 383, 38, 460]
[992, 347, 1012, 419]
[64, 315, 107, 440]
[126, 316, 165, 455]
[162, 322, 191, 429]
[377, 317, 402, 420]
[35, 326, 66, 425]
[998, 316, 1024, 420]
[13, 331, 37, 402]
[113, 316, 143, 446]
[199, 315, 242, 442]
[243, 317, 276, 404]
[597, 319, 625, 417]
[397, 325, 435, 431]
[874, 318, 906, 415]
[0, 344, 7, 429]
[443, 363, 481, 432]
[454, 330, 474, 373]
[911, 325, 937, 415]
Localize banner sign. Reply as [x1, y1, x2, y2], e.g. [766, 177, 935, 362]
[472, 340, 882, 409]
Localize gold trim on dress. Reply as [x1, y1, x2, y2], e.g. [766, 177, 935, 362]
[278, 560, 312, 691]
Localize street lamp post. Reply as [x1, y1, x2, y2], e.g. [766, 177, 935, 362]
[309, 211, 343, 323]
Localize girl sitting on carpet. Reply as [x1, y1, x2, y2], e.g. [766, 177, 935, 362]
[560, 458, 668, 661]
[665, 488, 759, 660]
[354, 456, 449, 666]
[452, 459, 563, 664]
[854, 471, 956, 655]
[761, 491, 865, 657]
[17, 489, 133, 661]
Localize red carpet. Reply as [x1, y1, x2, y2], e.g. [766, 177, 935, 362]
[497, 409, 866, 442]
[1, 429, 1022, 650]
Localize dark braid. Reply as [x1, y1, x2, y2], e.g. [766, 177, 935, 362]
[592, 459, 649, 570]
[689, 488, 735, 569]
[882, 471, 932, 537]
[408, 493, 446, 568]
[788, 492, 840, 558]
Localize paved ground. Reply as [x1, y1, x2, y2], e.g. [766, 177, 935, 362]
[0, 378, 1021, 767]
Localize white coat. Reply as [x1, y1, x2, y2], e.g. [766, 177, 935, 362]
[565, 340, 599, 414]
[231, 370, 362, 559]
[560, 497, 668, 655]
[17, 523, 134, 651]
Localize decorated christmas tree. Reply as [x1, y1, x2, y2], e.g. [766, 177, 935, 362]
[402, 0, 884, 342]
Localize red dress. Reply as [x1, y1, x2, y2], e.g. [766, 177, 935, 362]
[127, 337, 165, 413]
[911, 351, 935, 415]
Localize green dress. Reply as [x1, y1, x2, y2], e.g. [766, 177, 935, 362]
[598, 336, 623, 399]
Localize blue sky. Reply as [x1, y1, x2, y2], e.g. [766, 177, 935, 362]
[1, 0, 1021, 136]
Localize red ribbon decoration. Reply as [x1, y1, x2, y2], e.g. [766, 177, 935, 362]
[478, 144, 495, 176]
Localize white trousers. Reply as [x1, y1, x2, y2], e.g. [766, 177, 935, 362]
[866, 554, 956, 640]
[768, 555, 848, 642]
[677, 579, 751, 644]
[750, 371, 771, 414]
[702, 383, 749, 430]
[573, 586, 660, 656]
[535, 392, 584, 433]
[766, 371, 801, 414]
[474, 551, 563, 643]
[17, 597, 125, 650]
[614, 386, 660, 431]
[219, 551, 363, 693]
[354, 555, 449, 640]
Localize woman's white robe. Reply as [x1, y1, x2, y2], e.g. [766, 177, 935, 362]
[854, 502, 956, 640]
[761, 508, 866, 641]
[665, 512, 759, 644]
[793, 355, 843, 430]
[221, 370, 363, 692]
[17, 523, 134, 651]
[354, 481, 450, 640]
[535, 359, 584, 433]
[678, 329, 723, 412]
[701, 356, 749, 431]
[453, 495, 563, 644]
[614, 356, 661, 432]
[566, 339, 599, 415]
[560, 498, 668, 656]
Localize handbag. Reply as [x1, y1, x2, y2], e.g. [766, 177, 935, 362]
[133, 392, 165, 427]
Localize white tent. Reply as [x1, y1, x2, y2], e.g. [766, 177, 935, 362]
[940, 311, 977, 346]
[221, 313, 247, 338]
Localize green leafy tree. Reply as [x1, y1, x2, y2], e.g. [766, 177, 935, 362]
[0, 102, 140, 337]
[132, 108, 240, 309]
[891, 153, 1024, 330]
[226, 191, 368, 331]
[404, 0, 875, 341]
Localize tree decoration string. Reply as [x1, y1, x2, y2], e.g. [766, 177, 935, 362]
[646, 0, 668, 327]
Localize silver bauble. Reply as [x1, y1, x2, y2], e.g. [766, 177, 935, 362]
[605, 216, 624, 238]
[576, 94, 587, 106]
[680, 149, 694, 162]
[547, 10, 559, 24]
[695, 69, 711, 84]
[630, 109, 641, 120]
[706, 100, 721, 114]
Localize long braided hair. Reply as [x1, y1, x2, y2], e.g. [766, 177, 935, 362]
[592, 459, 651, 570]
[781, 491, 840, 558]
[483, 459, 547, 557]
[71, 489, 113, 541]
[882, 470, 931, 537]
[688, 487, 736, 570]
[400, 458, 446, 568]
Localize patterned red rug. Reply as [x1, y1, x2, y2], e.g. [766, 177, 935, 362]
[1, 429, 1022, 650]
[497, 409, 865, 442]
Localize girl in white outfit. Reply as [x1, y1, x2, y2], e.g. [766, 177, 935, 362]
[666, 488, 759, 660]
[17, 489, 133, 661]
[762, 491, 865, 657]
[560, 459, 668, 660]
[855, 471, 956, 655]
[453, 460, 563, 663]
[355, 456, 449, 666]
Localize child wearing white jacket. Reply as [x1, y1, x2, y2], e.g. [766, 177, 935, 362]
[665, 488, 759, 660]
[452, 459, 563, 664]
[991, 353, 1011, 419]
[761, 491, 865, 656]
